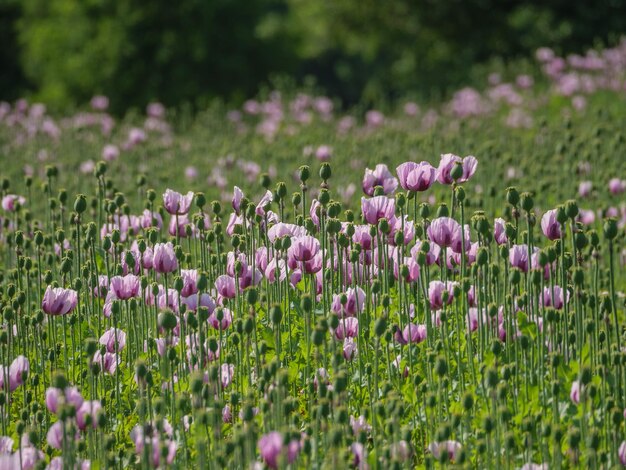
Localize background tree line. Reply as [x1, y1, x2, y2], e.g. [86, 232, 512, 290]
[1, 0, 625, 113]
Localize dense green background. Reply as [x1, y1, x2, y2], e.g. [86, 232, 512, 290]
[2, 0, 626, 112]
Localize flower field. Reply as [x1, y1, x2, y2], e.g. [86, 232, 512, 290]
[0, 44, 626, 469]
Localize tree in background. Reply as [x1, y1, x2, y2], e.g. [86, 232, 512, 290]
[8, 0, 626, 111]
[17, 0, 297, 112]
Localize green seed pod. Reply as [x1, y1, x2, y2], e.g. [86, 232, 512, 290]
[565, 200, 579, 219]
[300, 165, 311, 183]
[291, 192, 302, 207]
[374, 318, 387, 337]
[603, 218, 618, 240]
[378, 218, 390, 234]
[318, 189, 330, 205]
[301, 294, 312, 313]
[74, 194, 87, 214]
[450, 162, 464, 181]
[520, 192, 534, 212]
[435, 356, 448, 377]
[259, 173, 271, 189]
[506, 187, 519, 206]
[270, 305, 283, 324]
[246, 288, 258, 305]
[158, 310, 178, 331]
[477, 247, 489, 266]
[455, 185, 466, 202]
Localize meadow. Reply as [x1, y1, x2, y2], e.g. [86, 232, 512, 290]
[0, 44, 625, 469]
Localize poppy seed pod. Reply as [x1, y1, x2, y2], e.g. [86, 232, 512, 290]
[556, 206, 568, 225]
[455, 186, 466, 202]
[318, 189, 330, 205]
[270, 305, 283, 324]
[74, 194, 87, 214]
[158, 310, 178, 331]
[603, 218, 618, 240]
[450, 162, 464, 181]
[565, 200, 579, 219]
[520, 192, 534, 212]
[296, 165, 311, 183]
[436, 204, 449, 218]
[259, 173, 271, 189]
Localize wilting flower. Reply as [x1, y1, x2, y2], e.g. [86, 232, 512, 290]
[350, 416, 372, 435]
[493, 218, 508, 245]
[45, 387, 84, 414]
[258, 432, 283, 469]
[428, 281, 457, 310]
[365, 110, 384, 127]
[390, 440, 411, 461]
[333, 317, 359, 340]
[1, 195, 25, 212]
[361, 196, 395, 225]
[99, 328, 127, 353]
[215, 275, 236, 299]
[521, 463, 548, 470]
[219, 364, 235, 388]
[91, 95, 109, 110]
[289, 236, 320, 262]
[153, 242, 178, 273]
[541, 209, 562, 240]
[109, 275, 140, 300]
[208, 308, 233, 331]
[411, 240, 441, 266]
[268, 223, 307, 243]
[541, 285, 569, 309]
[102, 144, 120, 162]
[402, 323, 427, 343]
[427, 217, 467, 253]
[258, 432, 301, 469]
[351, 442, 367, 469]
[48, 457, 91, 470]
[7, 356, 29, 392]
[577, 209, 595, 225]
[428, 440, 462, 462]
[343, 338, 358, 360]
[396, 162, 436, 192]
[180, 269, 199, 297]
[256, 190, 274, 217]
[163, 189, 194, 215]
[181, 293, 216, 313]
[509, 244, 530, 272]
[570, 381, 581, 404]
[92, 351, 119, 375]
[130, 421, 176, 467]
[578, 181, 592, 197]
[331, 287, 366, 317]
[315, 145, 332, 161]
[46, 422, 64, 450]
[609, 178, 626, 195]
[141, 209, 163, 229]
[76, 400, 102, 430]
[619, 441, 626, 466]
[232, 186, 244, 215]
[362, 164, 398, 196]
[42, 287, 78, 316]
[436, 153, 478, 184]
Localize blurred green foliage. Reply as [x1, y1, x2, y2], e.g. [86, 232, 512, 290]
[3, 0, 626, 111]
